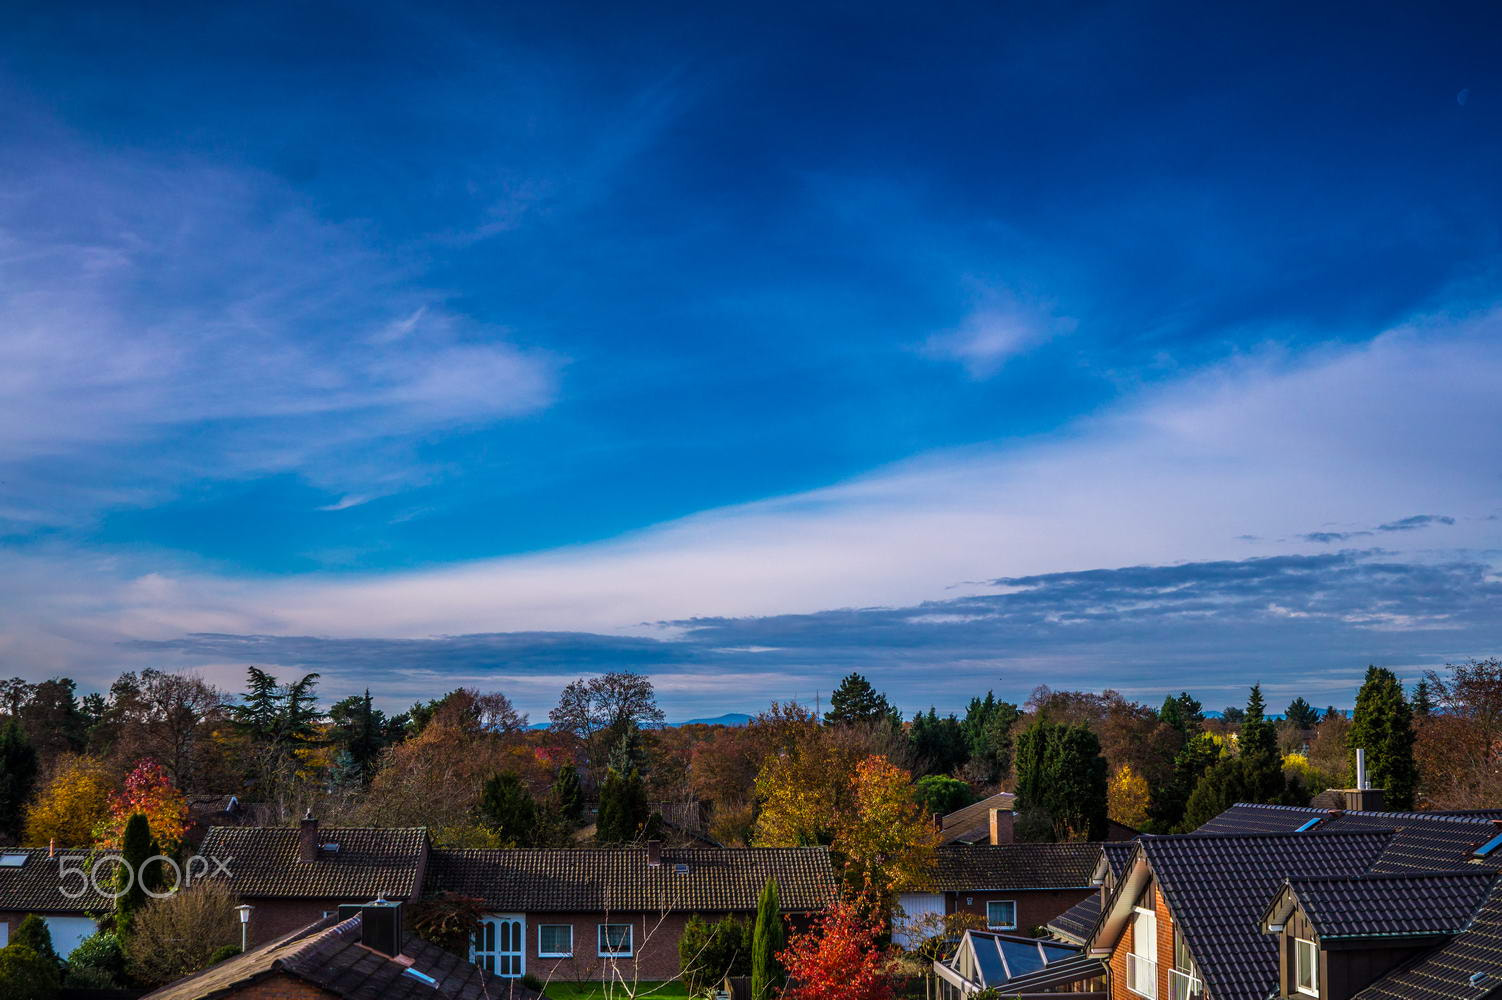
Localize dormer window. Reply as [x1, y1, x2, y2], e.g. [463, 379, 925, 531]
[1294, 937, 1319, 996]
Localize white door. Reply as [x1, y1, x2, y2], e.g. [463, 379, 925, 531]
[473, 914, 526, 978]
[893, 893, 946, 947]
[44, 916, 98, 958]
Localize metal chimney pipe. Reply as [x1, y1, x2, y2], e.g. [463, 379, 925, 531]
[1356, 748, 1368, 790]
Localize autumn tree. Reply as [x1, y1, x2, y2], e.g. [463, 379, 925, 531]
[753, 730, 858, 847]
[1348, 666, 1417, 809]
[99, 760, 190, 854]
[548, 672, 663, 772]
[834, 755, 942, 896]
[105, 670, 229, 790]
[124, 879, 239, 986]
[23, 755, 114, 847]
[1415, 658, 1502, 808]
[1107, 763, 1150, 830]
[779, 896, 895, 1000]
[0, 719, 39, 843]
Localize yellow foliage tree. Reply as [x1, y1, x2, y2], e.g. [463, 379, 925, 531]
[24, 756, 115, 848]
[752, 738, 858, 848]
[834, 755, 942, 897]
[1107, 763, 1150, 831]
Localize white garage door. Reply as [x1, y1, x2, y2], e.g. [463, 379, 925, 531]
[893, 892, 946, 948]
[44, 916, 99, 958]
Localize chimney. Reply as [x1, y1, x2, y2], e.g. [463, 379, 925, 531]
[338, 899, 404, 958]
[989, 808, 1014, 845]
[1356, 748, 1368, 790]
[299, 811, 319, 863]
[646, 840, 662, 867]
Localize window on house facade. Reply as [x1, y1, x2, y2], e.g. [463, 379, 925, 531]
[1171, 927, 1202, 1000]
[1295, 938, 1319, 996]
[538, 924, 573, 958]
[598, 923, 634, 957]
[985, 900, 1017, 930]
[1129, 907, 1158, 999]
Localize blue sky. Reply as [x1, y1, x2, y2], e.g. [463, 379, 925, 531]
[1, 1, 1500, 718]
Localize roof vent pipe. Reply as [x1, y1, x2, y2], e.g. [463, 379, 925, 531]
[1355, 748, 1368, 790]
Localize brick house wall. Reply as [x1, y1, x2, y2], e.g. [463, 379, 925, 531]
[243, 898, 357, 947]
[521, 911, 695, 983]
[948, 887, 1096, 934]
[1107, 880, 1176, 1000]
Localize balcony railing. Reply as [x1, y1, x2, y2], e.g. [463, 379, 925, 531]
[1127, 953, 1159, 999]
[1170, 968, 1204, 1000]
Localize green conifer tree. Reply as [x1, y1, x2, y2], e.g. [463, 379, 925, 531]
[751, 877, 785, 1000]
[1348, 666, 1419, 809]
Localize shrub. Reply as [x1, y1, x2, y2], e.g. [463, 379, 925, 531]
[410, 892, 488, 955]
[680, 914, 751, 995]
[63, 930, 124, 988]
[0, 944, 61, 1000]
[206, 944, 242, 965]
[12, 915, 62, 972]
[124, 880, 239, 986]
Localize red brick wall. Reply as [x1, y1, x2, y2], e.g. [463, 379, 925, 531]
[947, 887, 1096, 933]
[1107, 880, 1176, 1000]
[521, 911, 695, 983]
[244, 898, 352, 946]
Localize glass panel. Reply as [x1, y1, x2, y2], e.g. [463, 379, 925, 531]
[986, 900, 1016, 929]
[1296, 939, 1318, 994]
[971, 937, 1007, 984]
[600, 924, 632, 953]
[1000, 940, 1045, 976]
[541, 925, 572, 954]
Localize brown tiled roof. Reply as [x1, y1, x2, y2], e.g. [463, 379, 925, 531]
[1280, 871, 1497, 940]
[926, 843, 1115, 892]
[141, 913, 536, 1000]
[1352, 878, 1502, 1000]
[424, 847, 837, 913]
[1142, 830, 1393, 1000]
[198, 827, 428, 900]
[0, 848, 106, 914]
[940, 791, 1015, 844]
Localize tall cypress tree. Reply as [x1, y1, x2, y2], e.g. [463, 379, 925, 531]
[0, 718, 38, 843]
[1349, 666, 1418, 809]
[1014, 720, 1107, 841]
[552, 764, 585, 827]
[115, 812, 154, 934]
[751, 877, 785, 1000]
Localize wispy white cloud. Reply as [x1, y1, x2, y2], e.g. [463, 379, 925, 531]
[1, 306, 1498, 712]
[922, 294, 1076, 377]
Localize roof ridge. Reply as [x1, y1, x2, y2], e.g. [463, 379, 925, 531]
[1289, 870, 1497, 883]
[1226, 803, 1499, 826]
[1143, 828, 1395, 842]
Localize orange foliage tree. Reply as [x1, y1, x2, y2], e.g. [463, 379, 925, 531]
[779, 896, 896, 1000]
[24, 755, 115, 848]
[834, 755, 942, 896]
[99, 760, 190, 853]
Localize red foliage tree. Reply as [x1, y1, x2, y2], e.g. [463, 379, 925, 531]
[778, 896, 896, 1000]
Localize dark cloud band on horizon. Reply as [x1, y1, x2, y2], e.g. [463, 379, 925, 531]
[127, 549, 1502, 716]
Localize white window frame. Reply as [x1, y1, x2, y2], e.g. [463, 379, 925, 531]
[985, 899, 1018, 931]
[598, 922, 634, 958]
[538, 924, 574, 958]
[1294, 937, 1319, 996]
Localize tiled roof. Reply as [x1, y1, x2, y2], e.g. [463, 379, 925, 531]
[927, 843, 1115, 892]
[1143, 830, 1393, 1000]
[0, 848, 103, 914]
[141, 913, 535, 1000]
[940, 791, 1016, 844]
[1283, 871, 1497, 940]
[198, 827, 428, 900]
[1351, 878, 1502, 1000]
[1047, 893, 1101, 943]
[1195, 803, 1502, 874]
[425, 847, 837, 913]
[1103, 842, 1137, 881]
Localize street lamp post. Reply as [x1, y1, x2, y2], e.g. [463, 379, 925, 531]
[235, 904, 254, 953]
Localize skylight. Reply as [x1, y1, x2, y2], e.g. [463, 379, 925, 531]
[1473, 833, 1502, 857]
[1294, 818, 1322, 832]
[402, 967, 439, 988]
[0, 853, 28, 867]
